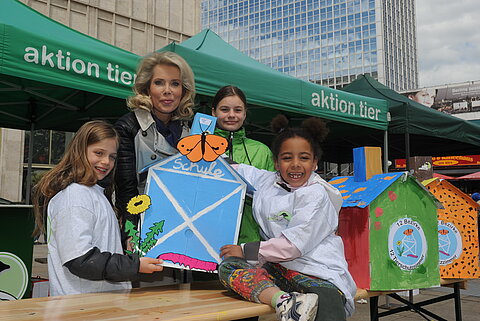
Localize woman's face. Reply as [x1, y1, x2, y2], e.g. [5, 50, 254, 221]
[148, 64, 183, 122]
[212, 95, 247, 132]
[412, 91, 435, 107]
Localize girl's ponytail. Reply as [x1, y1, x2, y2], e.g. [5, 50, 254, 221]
[271, 114, 289, 135]
[302, 117, 329, 144]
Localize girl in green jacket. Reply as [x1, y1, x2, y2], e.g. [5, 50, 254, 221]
[212, 85, 275, 243]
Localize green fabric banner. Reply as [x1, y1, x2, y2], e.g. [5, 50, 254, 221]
[0, 1, 138, 99]
[0, 0, 140, 131]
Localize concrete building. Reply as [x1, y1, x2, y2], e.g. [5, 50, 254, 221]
[0, 0, 201, 202]
[201, 0, 418, 91]
[22, 0, 201, 56]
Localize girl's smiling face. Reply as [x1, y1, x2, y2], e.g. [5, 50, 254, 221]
[275, 137, 317, 187]
[87, 138, 118, 181]
[212, 95, 247, 132]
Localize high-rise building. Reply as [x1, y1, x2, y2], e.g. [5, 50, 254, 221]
[201, 0, 418, 91]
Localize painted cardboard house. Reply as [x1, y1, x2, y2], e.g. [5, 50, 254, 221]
[131, 114, 247, 272]
[423, 177, 479, 279]
[139, 155, 246, 272]
[329, 147, 440, 291]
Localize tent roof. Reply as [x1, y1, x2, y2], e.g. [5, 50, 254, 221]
[0, 0, 139, 131]
[433, 173, 456, 180]
[161, 29, 388, 132]
[342, 75, 480, 159]
[455, 171, 480, 180]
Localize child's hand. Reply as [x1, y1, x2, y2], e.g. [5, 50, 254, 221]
[220, 244, 244, 259]
[126, 237, 134, 252]
[139, 257, 164, 273]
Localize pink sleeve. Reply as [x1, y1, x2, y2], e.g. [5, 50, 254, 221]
[258, 235, 302, 264]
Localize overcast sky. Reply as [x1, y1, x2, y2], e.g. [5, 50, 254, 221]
[415, 0, 480, 88]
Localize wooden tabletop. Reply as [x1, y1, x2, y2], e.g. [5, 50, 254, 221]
[0, 281, 274, 321]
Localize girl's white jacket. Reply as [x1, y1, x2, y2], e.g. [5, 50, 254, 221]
[236, 164, 356, 317]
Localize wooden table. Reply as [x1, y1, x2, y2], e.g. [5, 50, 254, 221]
[0, 281, 274, 321]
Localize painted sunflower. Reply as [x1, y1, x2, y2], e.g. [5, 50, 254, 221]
[126, 195, 151, 214]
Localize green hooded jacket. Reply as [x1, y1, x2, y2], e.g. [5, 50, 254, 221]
[214, 127, 275, 243]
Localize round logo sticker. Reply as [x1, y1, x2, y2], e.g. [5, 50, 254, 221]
[388, 218, 427, 271]
[0, 252, 29, 300]
[438, 220, 462, 266]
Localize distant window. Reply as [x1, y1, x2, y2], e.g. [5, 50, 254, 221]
[22, 129, 74, 201]
[24, 130, 73, 165]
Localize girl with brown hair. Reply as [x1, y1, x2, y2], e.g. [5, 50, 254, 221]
[33, 120, 163, 296]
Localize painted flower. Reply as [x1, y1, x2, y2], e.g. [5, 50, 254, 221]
[388, 190, 397, 201]
[375, 207, 384, 217]
[397, 240, 402, 245]
[126, 195, 151, 214]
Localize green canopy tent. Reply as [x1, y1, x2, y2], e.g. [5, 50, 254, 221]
[0, 0, 139, 131]
[0, 0, 140, 202]
[159, 30, 389, 165]
[342, 75, 480, 167]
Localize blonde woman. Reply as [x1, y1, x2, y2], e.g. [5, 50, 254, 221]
[114, 51, 195, 243]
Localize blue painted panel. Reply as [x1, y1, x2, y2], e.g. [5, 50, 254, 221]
[141, 154, 246, 272]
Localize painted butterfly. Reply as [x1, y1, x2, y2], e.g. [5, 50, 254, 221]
[177, 132, 228, 162]
[438, 229, 450, 235]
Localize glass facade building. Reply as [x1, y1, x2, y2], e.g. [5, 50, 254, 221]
[201, 0, 417, 91]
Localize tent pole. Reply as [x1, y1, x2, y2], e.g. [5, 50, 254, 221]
[383, 130, 388, 173]
[405, 132, 411, 171]
[25, 122, 34, 204]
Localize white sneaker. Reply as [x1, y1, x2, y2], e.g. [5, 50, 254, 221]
[275, 292, 318, 321]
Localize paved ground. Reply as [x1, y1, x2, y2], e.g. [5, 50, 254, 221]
[33, 244, 480, 320]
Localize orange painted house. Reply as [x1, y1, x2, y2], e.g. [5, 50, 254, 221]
[423, 178, 479, 279]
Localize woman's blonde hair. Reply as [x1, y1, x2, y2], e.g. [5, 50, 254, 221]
[32, 120, 119, 237]
[127, 51, 195, 121]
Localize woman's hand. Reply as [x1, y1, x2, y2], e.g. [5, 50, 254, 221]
[220, 244, 244, 259]
[139, 257, 164, 273]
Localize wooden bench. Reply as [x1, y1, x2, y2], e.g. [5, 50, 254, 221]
[0, 279, 467, 320]
[354, 278, 467, 321]
[0, 281, 274, 321]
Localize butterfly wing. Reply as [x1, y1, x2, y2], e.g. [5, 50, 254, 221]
[203, 135, 229, 162]
[177, 135, 203, 162]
